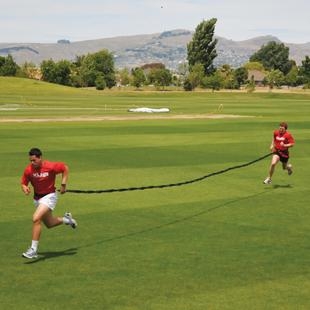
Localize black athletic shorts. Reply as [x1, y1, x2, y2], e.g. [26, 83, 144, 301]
[274, 149, 289, 163]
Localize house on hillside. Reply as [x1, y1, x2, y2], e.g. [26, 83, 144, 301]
[140, 62, 165, 74]
[248, 70, 266, 86]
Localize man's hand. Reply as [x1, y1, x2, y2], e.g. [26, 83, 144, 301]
[60, 184, 67, 194]
[22, 185, 31, 195]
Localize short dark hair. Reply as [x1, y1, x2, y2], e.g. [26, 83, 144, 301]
[29, 148, 42, 157]
[279, 122, 288, 129]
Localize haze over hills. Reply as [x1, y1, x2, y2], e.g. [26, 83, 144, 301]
[0, 29, 309, 70]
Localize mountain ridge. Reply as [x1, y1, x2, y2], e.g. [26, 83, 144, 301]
[0, 29, 309, 70]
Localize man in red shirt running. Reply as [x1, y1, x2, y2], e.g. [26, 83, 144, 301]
[263, 122, 295, 184]
[21, 148, 77, 259]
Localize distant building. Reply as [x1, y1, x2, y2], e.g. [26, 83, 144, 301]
[140, 63, 165, 70]
[248, 70, 266, 86]
[57, 39, 70, 44]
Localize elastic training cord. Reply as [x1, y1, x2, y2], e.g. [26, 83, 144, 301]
[66, 153, 272, 194]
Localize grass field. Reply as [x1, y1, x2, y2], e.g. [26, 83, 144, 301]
[1, 77, 310, 309]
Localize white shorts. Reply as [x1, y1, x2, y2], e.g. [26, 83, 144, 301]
[33, 192, 58, 211]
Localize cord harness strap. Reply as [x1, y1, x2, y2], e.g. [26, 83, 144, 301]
[66, 153, 272, 194]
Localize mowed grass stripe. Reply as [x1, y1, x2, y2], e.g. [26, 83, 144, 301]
[1, 78, 310, 309]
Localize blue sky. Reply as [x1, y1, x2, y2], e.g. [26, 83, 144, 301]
[1, 0, 309, 44]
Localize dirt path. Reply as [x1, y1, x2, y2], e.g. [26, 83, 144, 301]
[0, 114, 253, 123]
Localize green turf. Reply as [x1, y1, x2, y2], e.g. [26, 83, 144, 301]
[1, 77, 310, 309]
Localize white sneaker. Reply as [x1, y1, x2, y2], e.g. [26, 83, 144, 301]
[287, 164, 293, 175]
[64, 212, 77, 229]
[22, 247, 38, 259]
[263, 177, 272, 184]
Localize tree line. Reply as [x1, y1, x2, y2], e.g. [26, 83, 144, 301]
[184, 18, 310, 91]
[1, 18, 310, 91]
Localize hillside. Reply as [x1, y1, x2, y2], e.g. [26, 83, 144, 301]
[0, 29, 309, 70]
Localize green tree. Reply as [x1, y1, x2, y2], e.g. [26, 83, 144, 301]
[184, 63, 205, 90]
[131, 67, 146, 88]
[0, 56, 5, 68]
[244, 61, 265, 71]
[41, 59, 71, 85]
[147, 68, 172, 90]
[234, 67, 248, 89]
[265, 69, 285, 89]
[183, 79, 194, 91]
[78, 49, 116, 88]
[0, 55, 19, 76]
[250, 41, 292, 74]
[201, 71, 223, 91]
[55, 60, 72, 85]
[40, 59, 58, 83]
[70, 73, 84, 88]
[70, 56, 85, 87]
[95, 74, 106, 90]
[118, 68, 131, 86]
[245, 76, 256, 93]
[93, 50, 116, 88]
[218, 64, 238, 89]
[300, 55, 310, 83]
[73, 55, 85, 67]
[79, 65, 97, 87]
[187, 18, 218, 75]
[285, 65, 302, 87]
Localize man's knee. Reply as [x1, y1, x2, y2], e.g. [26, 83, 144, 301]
[32, 215, 42, 224]
[271, 162, 277, 168]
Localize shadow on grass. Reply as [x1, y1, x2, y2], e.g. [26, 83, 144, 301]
[80, 190, 270, 249]
[23, 248, 77, 264]
[25, 188, 290, 260]
[272, 184, 293, 189]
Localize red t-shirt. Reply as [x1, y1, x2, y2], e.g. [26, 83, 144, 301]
[21, 160, 66, 195]
[273, 129, 295, 151]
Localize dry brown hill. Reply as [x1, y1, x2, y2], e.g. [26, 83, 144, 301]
[0, 30, 309, 69]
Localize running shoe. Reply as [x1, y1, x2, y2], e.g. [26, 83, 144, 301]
[263, 177, 272, 184]
[64, 212, 77, 229]
[287, 164, 293, 175]
[22, 247, 38, 259]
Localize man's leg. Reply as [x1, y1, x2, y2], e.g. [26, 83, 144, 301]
[264, 154, 280, 184]
[22, 192, 77, 258]
[22, 204, 50, 258]
[269, 154, 280, 178]
[43, 210, 77, 229]
[32, 204, 55, 239]
[282, 161, 293, 175]
[42, 210, 63, 229]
